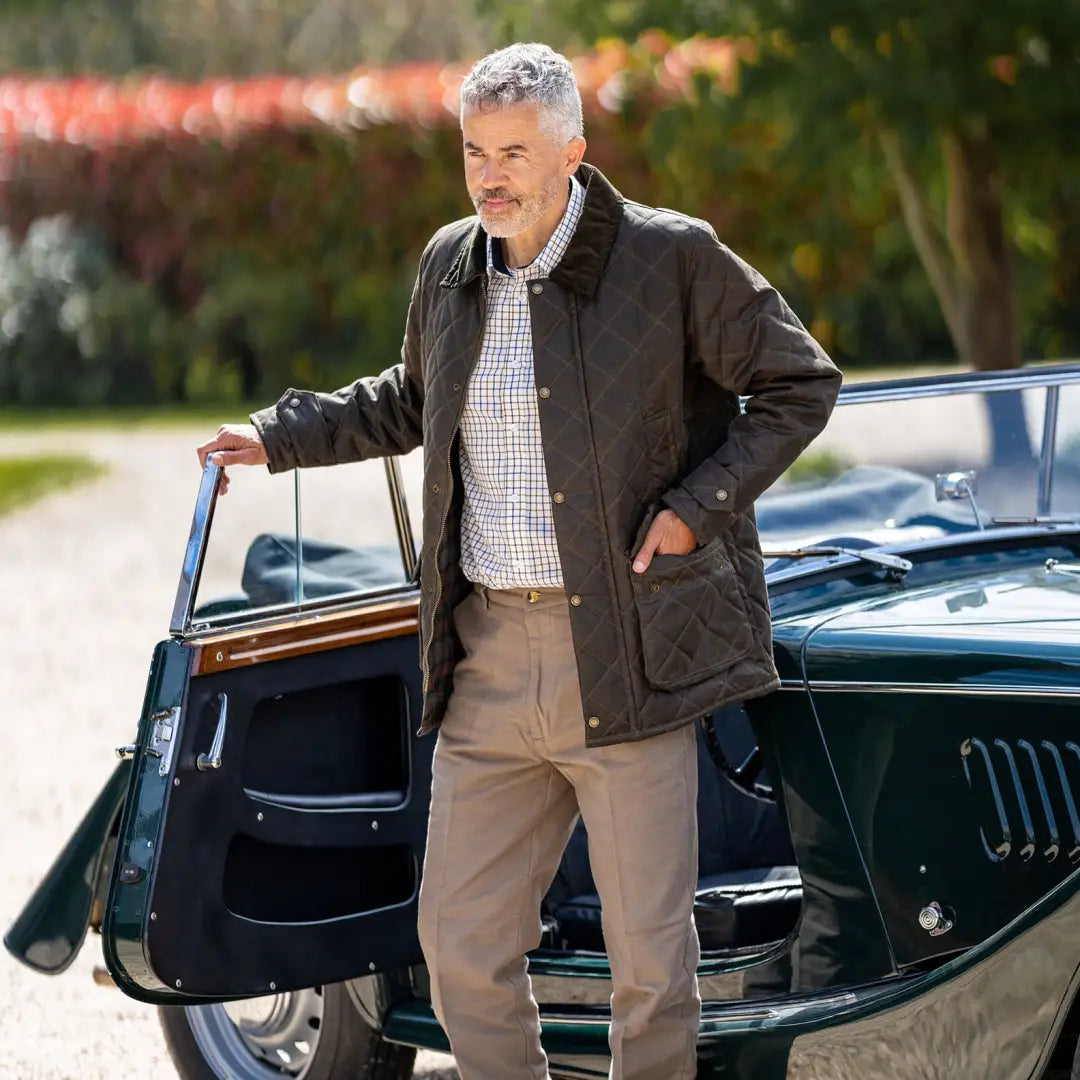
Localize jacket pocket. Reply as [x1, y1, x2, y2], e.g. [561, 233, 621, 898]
[642, 407, 680, 481]
[630, 538, 754, 691]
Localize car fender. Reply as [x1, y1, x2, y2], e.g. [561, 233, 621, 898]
[3, 761, 130, 975]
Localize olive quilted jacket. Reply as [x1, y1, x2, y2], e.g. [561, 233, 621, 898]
[251, 163, 841, 746]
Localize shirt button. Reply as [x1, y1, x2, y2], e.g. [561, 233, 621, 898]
[552, 492, 565, 504]
[716, 489, 729, 502]
[288, 397, 300, 408]
[538, 387, 551, 399]
[587, 716, 600, 729]
[570, 594, 582, 606]
[531, 283, 544, 295]
[508, 494, 519, 503]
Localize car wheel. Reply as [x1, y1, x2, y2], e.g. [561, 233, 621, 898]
[159, 982, 417, 1080]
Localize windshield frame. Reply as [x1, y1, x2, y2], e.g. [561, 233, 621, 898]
[172, 364, 1080, 639]
[830, 363, 1080, 522]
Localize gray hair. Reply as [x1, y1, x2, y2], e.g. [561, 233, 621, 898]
[460, 43, 584, 144]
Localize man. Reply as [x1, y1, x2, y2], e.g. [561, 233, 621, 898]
[197, 42, 841, 1080]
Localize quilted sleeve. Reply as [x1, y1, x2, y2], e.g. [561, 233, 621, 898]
[661, 227, 842, 542]
[251, 266, 426, 474]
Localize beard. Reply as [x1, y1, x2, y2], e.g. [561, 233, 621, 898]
[471, 172, 564, 238]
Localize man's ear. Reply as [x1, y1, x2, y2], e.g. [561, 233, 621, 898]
[565, 136, 587, 174]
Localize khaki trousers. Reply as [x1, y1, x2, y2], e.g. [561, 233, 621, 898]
[417, 585, 701, 1080]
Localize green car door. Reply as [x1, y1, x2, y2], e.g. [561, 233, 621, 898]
[102, 458, 435, 1006]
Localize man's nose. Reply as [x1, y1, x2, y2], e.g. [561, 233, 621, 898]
[480, 162, 507, 188]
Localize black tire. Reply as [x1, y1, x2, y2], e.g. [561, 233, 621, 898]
[159, 982, 416, 1080]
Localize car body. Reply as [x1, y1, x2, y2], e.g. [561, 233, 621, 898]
[7, 363, 1080, 1079]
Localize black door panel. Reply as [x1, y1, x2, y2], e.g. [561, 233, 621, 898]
[125, 629, 430, 1000]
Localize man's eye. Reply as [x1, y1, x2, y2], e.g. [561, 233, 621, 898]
[506, 152, 523, 159]
[466, 150, 484, 158]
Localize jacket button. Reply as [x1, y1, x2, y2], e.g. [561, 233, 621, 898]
[716, 489, 729, 502]
[432, 483, 440, 493]
[289, 397, 300, 408]
[452, 382, 461, 392]
[570, 594, 582, 606]
[531, 283, 544, 295]
[538, 387, 551, 399]
[587, 716, 600, 728]
[552, 492, 565, 504]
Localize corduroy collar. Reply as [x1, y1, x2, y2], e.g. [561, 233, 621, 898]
[439, 162, 624, 299]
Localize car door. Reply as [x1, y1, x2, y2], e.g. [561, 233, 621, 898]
[103, 454, 433, 1005]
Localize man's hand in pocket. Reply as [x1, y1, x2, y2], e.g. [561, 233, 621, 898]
[632, 510, 698, 573]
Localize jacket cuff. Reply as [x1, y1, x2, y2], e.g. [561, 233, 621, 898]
[662, 464, 738, 544]
[250, 391, 303, 475]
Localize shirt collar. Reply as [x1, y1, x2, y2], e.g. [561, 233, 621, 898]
[487, 173, 586, 280]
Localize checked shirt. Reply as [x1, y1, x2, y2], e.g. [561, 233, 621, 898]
[458, 175, 586, 589]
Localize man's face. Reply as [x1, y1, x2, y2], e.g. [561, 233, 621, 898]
[462, 103, 579, 238]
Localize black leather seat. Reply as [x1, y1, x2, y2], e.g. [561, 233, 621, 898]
[543, 705, 801, 953]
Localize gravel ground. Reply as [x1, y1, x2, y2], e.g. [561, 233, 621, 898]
[0, 426, 455, 1080]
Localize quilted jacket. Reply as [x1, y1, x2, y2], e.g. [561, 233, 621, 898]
[251, 163, 841, 747]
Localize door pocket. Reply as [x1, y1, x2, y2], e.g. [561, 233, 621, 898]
[631, 538, 754, 691]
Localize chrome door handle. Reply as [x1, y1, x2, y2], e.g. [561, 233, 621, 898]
[197, 694, 228, 771]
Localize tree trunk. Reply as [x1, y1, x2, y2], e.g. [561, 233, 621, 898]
[881, 127, 1030, 464]
[940, 131, 1020, 373]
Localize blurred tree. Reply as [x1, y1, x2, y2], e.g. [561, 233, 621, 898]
[490, 1, 1080, 375]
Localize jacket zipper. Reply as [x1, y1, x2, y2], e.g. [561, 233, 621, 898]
[422, 278, 488, 695]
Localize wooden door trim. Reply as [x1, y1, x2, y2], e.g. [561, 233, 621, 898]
[187, 597, 420, 675]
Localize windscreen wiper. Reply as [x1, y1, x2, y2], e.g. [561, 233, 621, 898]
[1046, 558, 1080, 580]
[762, 546, 913, 578]
[991, 516, 1079, 526]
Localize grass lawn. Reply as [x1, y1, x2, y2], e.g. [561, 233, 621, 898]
[0, 455, 108, 516]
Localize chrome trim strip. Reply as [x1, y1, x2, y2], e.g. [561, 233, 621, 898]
[538, 990, 859, 1028]
[1018, 739, 1061, 861]
[294, 469, 304, 604]
[994, 738, 1034, 859]
[184, 582, 419, 640]
[961, 737, 1011, 861]
[384, 457, 418, 583]
[779, 679, 1080, 698]
[170, 459, 223, 637]
[1045, 741, 1080, 860]
[1038, 385, 1061, 518]
[834, 363, 1080, 405]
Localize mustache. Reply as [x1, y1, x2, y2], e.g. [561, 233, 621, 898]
[475, 189, 517, 204]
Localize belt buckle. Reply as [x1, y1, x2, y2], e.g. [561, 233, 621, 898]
[527, 590, 541, 604]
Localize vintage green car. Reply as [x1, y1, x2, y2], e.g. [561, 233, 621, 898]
[7, 363, 1080, 1079]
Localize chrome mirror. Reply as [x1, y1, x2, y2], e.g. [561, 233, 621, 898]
[935, 470, 984, 531]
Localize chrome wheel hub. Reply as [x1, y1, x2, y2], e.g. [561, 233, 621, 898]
[186, 986, 325, 1078]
